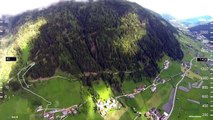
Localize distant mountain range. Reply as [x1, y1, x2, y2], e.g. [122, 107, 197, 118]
[161, 14, 213, 28]
[189, 22, 213, 41]
[160, 14, 176, 21]
[160, 14, 188, 31]
[180, 15, 213, 27]
[161, 14, 213, 40]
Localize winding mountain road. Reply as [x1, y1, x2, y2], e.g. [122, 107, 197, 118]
[17, 62, 52, 113]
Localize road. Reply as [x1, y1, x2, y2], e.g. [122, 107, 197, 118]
[167, 57, 196, 119]
[17, 62, 52, 113]
[12, 58, 196, 119]
[116, 68, 166, 99]
[28, 75, 78, 83]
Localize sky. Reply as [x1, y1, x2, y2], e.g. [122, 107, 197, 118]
[0, 0, 212, 19]
[129, 0, 213, 19]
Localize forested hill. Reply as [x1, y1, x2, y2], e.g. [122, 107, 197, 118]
[10, 0, 183, 79]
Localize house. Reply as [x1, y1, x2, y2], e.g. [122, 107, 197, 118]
[62, 110, 68, 116]
[134, 84, 146, 93]
[160, 112, 169, 120]
[181, 62, 190, 69]
[150, 85, 157, 92]
[43, 113, 49, 118]
[36, 106, 43, 112]
[127, 94, 135, 98]
[96, 98, 120, 117]
[145, 112, 151, 118]
[137, 112, 142, 117]
[72, 108, 78, 114]
[145, 108, 169, 120]
[149, 108, 162, 120]
[163, 112, 168, 116]
[156, 77, 161, 83]
[0, 92, 4, 99]
[164, 60, 170, 69]
[161, 79, 166, 84]
[49, 113, 54, 120]
[160, 115, 167, 120]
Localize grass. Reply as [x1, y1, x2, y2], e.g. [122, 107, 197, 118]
[120, 109, 136, 120]
[160, 61, 181, 79]
[0, 77, 102, 120]
[191, 60, 210, 77]
[104, 108, 127, 120]
[16, 18, 47, 63]
[181, 66, 202, 80]
[119, 75, 182, 119]
[0, 95, 35, 120]
[31, 78, 83, 108]
[171, 76, 210, 120]
[122, 79, 151, 94]
[93, 80, 113, 100]
[0, 18, 46, 85]
[147, 83, 173, 109]
[170, 34, 211, 119]
[70, 96, 103, 120]
[119, 94, 148, 120]
[119, 56, 184, 119]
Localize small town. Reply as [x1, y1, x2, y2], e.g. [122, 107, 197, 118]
[96, 97, 122, 117]
[36, 101, 87, 120]
[145, 108, 168, 120]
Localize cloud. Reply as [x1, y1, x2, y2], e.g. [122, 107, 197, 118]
[0, 0, 59, 16]
[0, 0, 212, 19]
[129, 0, 213, 19]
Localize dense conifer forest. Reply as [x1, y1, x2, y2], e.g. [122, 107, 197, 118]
[9, 0, 183, 84]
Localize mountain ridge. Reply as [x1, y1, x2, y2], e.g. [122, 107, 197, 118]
[7, 0, 183, 81]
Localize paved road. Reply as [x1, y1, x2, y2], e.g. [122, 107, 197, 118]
[167, 57, 196, 119]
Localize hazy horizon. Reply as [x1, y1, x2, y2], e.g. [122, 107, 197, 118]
[0, 0, 212, 20]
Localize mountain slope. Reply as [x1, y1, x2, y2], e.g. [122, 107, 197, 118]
[180, 15, 213, 27]
[189, 22, 213, 40]
[8, 0, 183, 80]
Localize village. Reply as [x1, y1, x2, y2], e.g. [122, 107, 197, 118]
[2, 58, 198, 120]
[96, 97, 122, 117]
[145, 108, 169, 120]
[36, 101, 87, 120]
[32, 60, 170, 120]
[115, 60, 171, 120]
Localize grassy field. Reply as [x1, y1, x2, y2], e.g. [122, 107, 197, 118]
[104, 108, 127, 120]
[181, 66, 202, 80]
[160, 61, 181, 79]
[170, 76, 210, 120]
[0, 77, 103, 120]
[122, 79, 151, 94]
[31, 78, 83, 108]
[170, 34, 211, 120]
[93, 80, 113, 100]
[118, 53, 184, 120]
[119, 34, 211, 120]
[0, 95, 35, 120]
